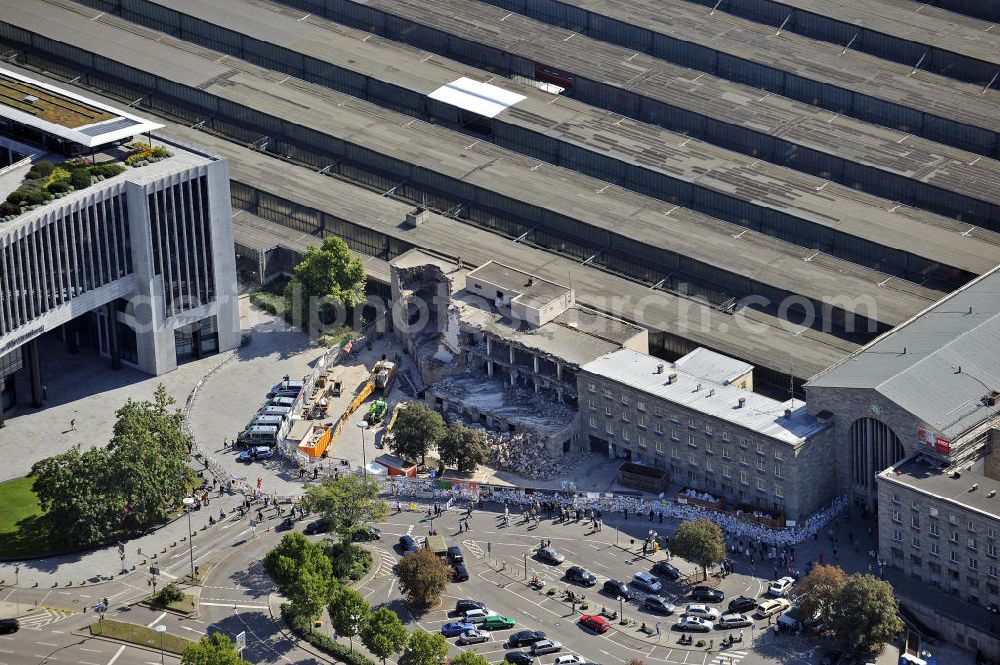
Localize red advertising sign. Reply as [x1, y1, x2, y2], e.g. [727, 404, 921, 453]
[935, 438, 952, 454]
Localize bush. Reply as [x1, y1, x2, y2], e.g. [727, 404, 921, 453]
[282, 604, 377, 665]
[23, 189, 49, 206]
[47, 180, 70, 194]
[326, 542, 373, 582]
[695, 640, 705, 648]
[90, 163, 126, 178]
[157, 583, 185, 604]
[151, 146, 171, 158]
[26, 160, 54, 179]
[70, 169, 92, 190]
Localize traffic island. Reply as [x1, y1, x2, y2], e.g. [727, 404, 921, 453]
[89, 619, 192, 654]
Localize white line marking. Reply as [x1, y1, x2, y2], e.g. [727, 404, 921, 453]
[106, 645, 126, 665]
[146, 611, 167, 628]
[199, 602, 268, 610]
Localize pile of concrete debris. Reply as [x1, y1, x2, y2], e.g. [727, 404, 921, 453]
[479, 428, 566, 480]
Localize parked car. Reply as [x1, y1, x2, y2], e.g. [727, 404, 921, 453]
[464, 608, 500, 624]
[275, 517, 295, 532]
[447, 546, 464, 563]
[675, 616, 712, 633]
[554, 656, 585, 665]
[652, 560, 681, 580]
[452, 563, 470, 582]
[530, 639, 563, 655]
[536, 546, 565, 564]
[642, 595, 676, 614]
[398, 534, 419, 553]
[631, 571, 663, 593]
[768, 576, 795, 597]
[684, 604, 720, 621]
[351, 525, 381, 542]
[756, 598, 791, 618]
[441, 621, 475, 637]
[457, 629, 491, 645]
[0, 618, 18, 635]
[602, 579, 635, 600]
[504, 652, 534, 665]
[566, 566, 597, 586]
[304, 519, 332, 536]
[727, 595, 757, 613]
[482, 615, 516, 630]
[690, 586, 725, 603]
[455, 599, 486, 614]
[237, 446, 274, 462]
[508, 630, 547, 647]
[578, 614, 611, 633]
[717, 612, 752, 629]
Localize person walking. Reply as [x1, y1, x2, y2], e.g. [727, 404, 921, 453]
[70, 418, 76, 430]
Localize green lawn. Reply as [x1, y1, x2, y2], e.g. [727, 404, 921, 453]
[90, 619, 192, 654]
[0, 476, 57, 558]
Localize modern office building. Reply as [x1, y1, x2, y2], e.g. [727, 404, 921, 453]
[0, 67, 239, 423]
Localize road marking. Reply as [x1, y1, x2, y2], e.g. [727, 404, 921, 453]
[80, 647, 104, 653]
[37, 641, 59, 647]
[106, 645, 126, 665]
[80, 661, 101, 665]
[159, 570, 178, 580]
[146, 611, 167, 627]
[200, 602, 269, 609]
[387, 579, 395, 601]
[180, 625, 206, 635]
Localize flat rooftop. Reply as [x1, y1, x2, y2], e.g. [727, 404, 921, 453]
[675, 347, 754, 387]
[880, 455, 1000, 521]
[0, 0, 948, 328]
[467, 261, 571, 309]
[582, 348, 826, 445]
[0, 66, 857, 379]
[0, 66, 162, 147]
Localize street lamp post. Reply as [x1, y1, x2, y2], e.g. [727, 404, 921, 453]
[182, 497, 196, 582]
[618, 596, 625, 624]
[357, 420, 369, 476]
[155, 624, 167, 665]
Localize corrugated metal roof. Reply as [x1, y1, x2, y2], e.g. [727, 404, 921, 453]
[675, 347, 754, 386]
[808, 266, 1000, 439]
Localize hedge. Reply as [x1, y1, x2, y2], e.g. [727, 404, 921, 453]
[282, 604, 377, 665]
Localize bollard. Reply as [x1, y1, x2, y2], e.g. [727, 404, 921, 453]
[67, 581, 72, 586]
[52, 582, 58, 587]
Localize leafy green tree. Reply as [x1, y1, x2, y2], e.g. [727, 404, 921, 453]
[797, 564, 846, 630]
[302, 475, 389, 549]
[451, 653, 491, 665]
[398, 630, 449, 665]
[396, 548, 451, 607]
[263, 532, 315, 590]
[438, 423, 489, 473]
[31, 445, 113, 546]
[670, 519, 726, 581]
[361, 607, 409, 665]
[181, 632, 250, 665]
[285, 236, 366, 332]
[328, 584, 370, 651]
[389, 403, 445, 465]
[830, 574, 903, 653]
[263, 532, 335, 619]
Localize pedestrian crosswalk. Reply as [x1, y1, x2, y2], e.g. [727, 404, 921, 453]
[709, 650, 748, 665]
[17, 605, 76, 630]
[462, 539, 485, 559]
[374, 547, 397, 578]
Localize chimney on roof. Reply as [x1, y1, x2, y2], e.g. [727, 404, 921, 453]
[784, 408, 792, 419]
[953, 470, 962, 479]
[656, 363, 664, 374]
[990, 490, 996, 498]
[667, 373, 678, 384]
[986, 391, 1000, 407]
[708, 388, 715, 397]
[695, 383, 702, 392]
[971, 484, 979, 492]
[405, 207, 429, 227]
[528, 277, 535, 287]
[738, 397, 746, 408]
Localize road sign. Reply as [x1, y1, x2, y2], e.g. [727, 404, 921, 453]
[235, 631, 246, 652]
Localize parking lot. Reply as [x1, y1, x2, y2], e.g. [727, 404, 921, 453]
[341, 506, 833, 665]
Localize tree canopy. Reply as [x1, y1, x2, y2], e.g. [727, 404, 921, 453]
[285, 236, 366, 331]
[438, 423, 489, 473]
[797, 564, 847, 630]
[670, 519, 726, 580]
[302, 475, 389, 546]
[181, 633, 250, 665]
[451, 652, 491, 665]
[328, 584, 370, 651]
[389, 403, 445, 465]
[361, 607, 409, 664]
[396, 548, 452, 607]
[263, 532, 335, 619]
[830, 574, 903, 653]
[30, 385, 191, 547]
[398, 631, 449, 665]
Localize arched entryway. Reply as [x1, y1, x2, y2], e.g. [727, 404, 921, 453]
[850, 417, 905, 498]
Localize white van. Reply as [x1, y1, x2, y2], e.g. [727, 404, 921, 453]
[237, 425, 278, 448]
[268, 396, 296, 408]
[252, 415, 284, 429]
[258, 405, 292, 419]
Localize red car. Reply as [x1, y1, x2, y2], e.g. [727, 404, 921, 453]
[578, 614, 610, 633]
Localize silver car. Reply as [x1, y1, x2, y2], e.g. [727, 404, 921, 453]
[717, 612, 752, 628]
[457, 629, 491, 645]
[530, 639, 563, 655]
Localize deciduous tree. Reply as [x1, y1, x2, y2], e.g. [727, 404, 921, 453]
[451, 652, 491, 665]
[670, 519, 726, 581]
[438, 423, 488, 473]
[263, 532, 335, 619]
[361, 607, 409, 664]
[797, 564, 846, 630]
[830, 574, 903, 653]
[396, 548, 451, 607]
[328, 584, 370, 651]
[181, 632, 250, 665]
[285, 236, 366, 332]
[398, 630, 449, 665]
[389, 403, 445, 466]
[302, 476, 389, 548]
